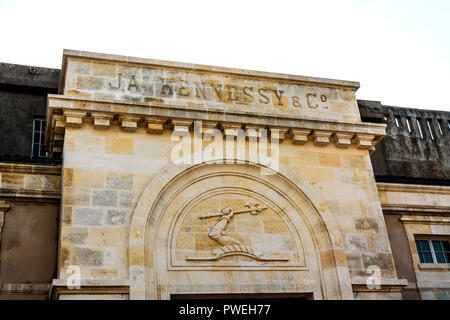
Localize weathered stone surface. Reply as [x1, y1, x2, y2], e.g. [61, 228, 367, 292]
[359, 100, 450, 184]
[355, 218, 379, 232]
[75, 248, 103, 266]
[72, 207, 103, 226]
[105, 173, 133, 190]
[91, 190, 118, 207]
[76, 76, 104, 90]
[106, 209, 128, 225]
[63, 228, 88, 244]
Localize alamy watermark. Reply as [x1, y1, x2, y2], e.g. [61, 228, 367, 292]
[366, 265, 381, 290]
[65, 260, 81, 289]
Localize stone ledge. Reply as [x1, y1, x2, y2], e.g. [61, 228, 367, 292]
[377, 183, 450, 195]
[351, 278, 408, 292]
[416, 281, 450, 289]
[418, 263, 450, 271]
[0, 188, 61, 202]
[0, 283, 51, 295]
[400, 217, 450, 225]
[50, 279, 130, 300]
[0, 162, 61, 176]
[382, 204, 450, 214]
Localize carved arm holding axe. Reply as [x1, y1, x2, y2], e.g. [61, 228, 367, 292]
[199, 202, 267, 246]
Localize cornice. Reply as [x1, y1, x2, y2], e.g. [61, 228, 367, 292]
[377, 182, 450, 195]
[0, 188, 60, 202]
[0, 162, 61, 176]
[46, 95, 386, 159]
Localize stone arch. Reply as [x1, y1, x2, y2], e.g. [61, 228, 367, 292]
[128, 159, 353, 300]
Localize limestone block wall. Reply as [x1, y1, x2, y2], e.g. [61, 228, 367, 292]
[49, 50, 405, 299]
[58, 123, 398, 288]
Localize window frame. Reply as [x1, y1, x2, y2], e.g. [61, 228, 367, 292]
[31, 118, 47, 158]
[415, 238, 450, 264]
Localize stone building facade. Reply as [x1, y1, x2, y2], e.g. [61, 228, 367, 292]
[0, 50, 448, 300]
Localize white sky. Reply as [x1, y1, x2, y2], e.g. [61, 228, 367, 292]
[1, 0, 449, 111]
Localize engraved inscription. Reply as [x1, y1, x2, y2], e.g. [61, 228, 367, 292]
[104, 72, 330, 111]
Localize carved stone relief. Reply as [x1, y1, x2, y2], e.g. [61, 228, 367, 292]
[168, 190, 306, 270]
[186, 202, 289, 262]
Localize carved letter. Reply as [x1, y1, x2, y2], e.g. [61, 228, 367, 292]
[108, 73, 122, 90]
[178, 86, 191, 97]
[195, 86, 207, 99]
[213, 85, 223, 102]
[161, 84, 173, 96]
[128, 74, 139, 91]
[226, 85, 239, 103]
[272, 90, 284, 106]
[243, 87, 254, 104]
[307, 93, 319, 109]
[258, 88, 270, 104]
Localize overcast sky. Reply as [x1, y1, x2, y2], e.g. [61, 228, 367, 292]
[1, 0, 449, 111]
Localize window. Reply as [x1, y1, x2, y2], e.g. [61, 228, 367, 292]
[415, 239, 450, 264]
[32, 119, 47, 158]
[394, 115, 402, 127]
[426, 119, 436, 140]
[416, 118, 426, 139]
[406, 117, 413, 133]
[437, 119, 445, 135]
